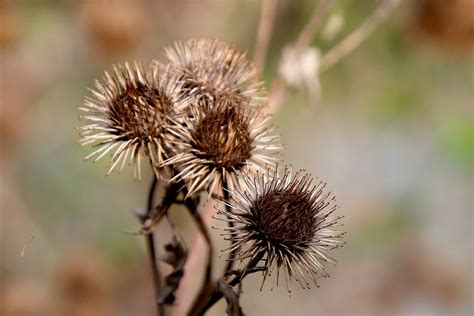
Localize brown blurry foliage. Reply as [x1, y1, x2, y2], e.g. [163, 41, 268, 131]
[411, 0, 474, 52]
[380, 241, 467, 307]
[3, 249, 115, 316]
[2, 282, 48, 316]
[79, 0, 149, 59]
[0, 0, 19, 50]
[52, 250, 114, 316]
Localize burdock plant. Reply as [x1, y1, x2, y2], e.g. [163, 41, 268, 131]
[76, 0, 401, 313]
[77, 38, 343, 316]
[164, 96, 280, 197]
[164, 37, 265, 108]
[216, 167, 344, 292]
[193, 167, 344, 315]
[79, 62, 189, 179]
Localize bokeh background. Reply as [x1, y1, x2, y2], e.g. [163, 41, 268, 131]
[0, 0, 473, 315]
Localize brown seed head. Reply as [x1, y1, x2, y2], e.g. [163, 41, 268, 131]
[107, 74, 169, 141]
[164, 97, 280, 197]
[252, 189, 316, 249]
[216, 166, 345, 292]
[191, 104, 252, 170]
[164, 37, 265, 108]
[79, 62, 188, 179]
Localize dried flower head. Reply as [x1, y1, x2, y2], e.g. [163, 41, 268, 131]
[216, 166, 345, 292]
[78, 62, 188, 179]
[164, 97, 280, 197]
[163, 37, 265, 108]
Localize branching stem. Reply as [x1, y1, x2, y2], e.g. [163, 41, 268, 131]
[319, 0, 402, 72]
[190, 252, 265, 316]
[145, 175, 165, 316]
[253, 0, 278, 71]
[294, 0, 334, 52]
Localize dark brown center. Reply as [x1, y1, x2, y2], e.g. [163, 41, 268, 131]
[109, 81, 170, 141]
[251, 189, 316, 248]
[191, 106, 252, 170]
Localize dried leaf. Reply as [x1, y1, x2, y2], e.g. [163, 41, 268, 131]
[159, 235, 188, 305]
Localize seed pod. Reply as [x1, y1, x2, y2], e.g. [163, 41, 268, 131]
[216, 166, 345, 292]
[163, 97, 281, 196]
[78, 62, 189, 179]
[163, 37, 266, 109]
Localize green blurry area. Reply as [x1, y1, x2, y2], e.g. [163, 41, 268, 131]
[1, 1, 472, 315]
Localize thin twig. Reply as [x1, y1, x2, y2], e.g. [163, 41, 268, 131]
[144, 175, 165, 316]
[189, 208, 213, 283]
[253, 0, 278, 71]
[191, 252, 265, 316]
[319, 0, 402, 72]
[267, 0, 400, 113]
[294, 0, 334, 52]
[169, 198, 217, 316]
[185, 193, 216, 315]
[20, 235, 35, 259]
[217, 279, 243, 316]
[224, 267, 267, 278]
[142, 176, 184, 315]
[266, 78, 289, 113]
[222, 176, 236, 274]
[266, 0, 334, 114]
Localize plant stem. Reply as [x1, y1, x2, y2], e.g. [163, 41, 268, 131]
[185, 192, 216, 315]
[145, 175, 165, 316]
[190, 252, 264, 316]
[169, 198, 217, 316]
[253, 0, 278, 71]
[189, 211, 213, 284]
[294, 0, 334, 52]
[266, 0, 334, 114]
[221, 175, 236, 274]
[319, 0, 402, 72]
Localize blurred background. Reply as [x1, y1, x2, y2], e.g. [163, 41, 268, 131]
[0, 0, 472, 315]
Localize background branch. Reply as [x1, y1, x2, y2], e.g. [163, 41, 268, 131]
[253, 0, 278, 71]
[294, 0, 334, 52]
[319, 0, 402, 72]
[218, 279, 243, 316]
[266, 0, 334, 113]
[267, 0, 400, 113]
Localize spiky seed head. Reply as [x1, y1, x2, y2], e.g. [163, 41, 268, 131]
[216, 166, 345, 292]
[163, 97, 281, 197]
[78, 61, 189, 180]
[163, 37, 265, 108]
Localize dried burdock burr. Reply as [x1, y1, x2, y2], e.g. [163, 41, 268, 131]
[163, 97, 281, 197]
[78, 61, 189, 180]
[216, 166, 345, 292]
[163, 37, 265, 108]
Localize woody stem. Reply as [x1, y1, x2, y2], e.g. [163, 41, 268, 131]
[145, 175, 165, 316]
